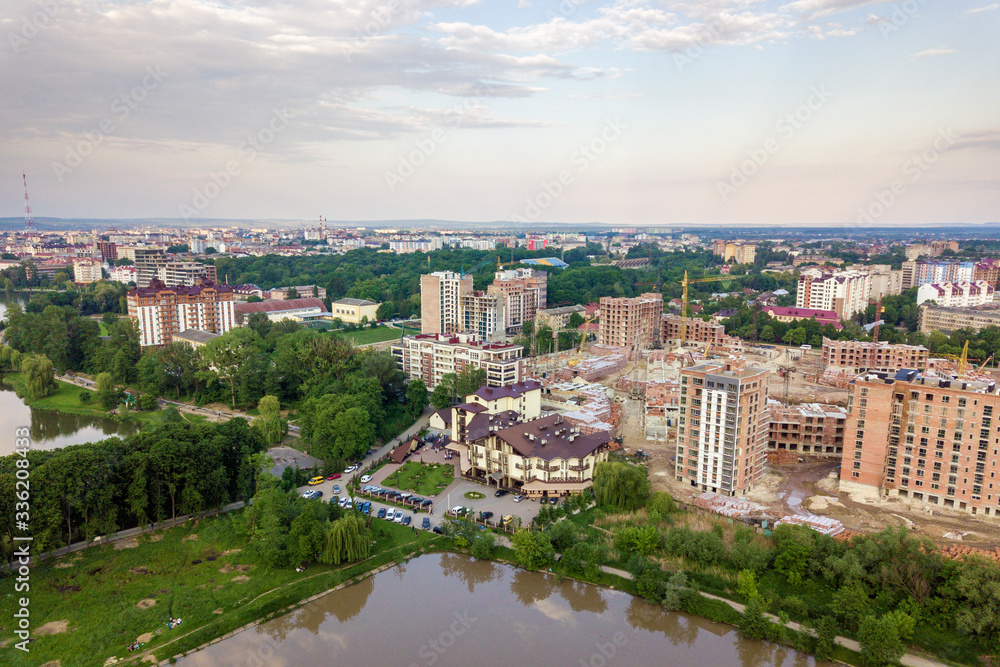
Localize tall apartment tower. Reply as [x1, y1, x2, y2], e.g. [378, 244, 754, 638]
[675, 360, 770, 497]
[597, 293, 662, 351]
[488, 267, 547, 331]
[841, 370, 1000, 517]
[420, 271, 473, 335]
[460, 291, 505, 342]
[127, 278, 235, 347]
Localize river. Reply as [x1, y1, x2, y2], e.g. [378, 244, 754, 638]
[0, 386, 137, 456]
[178, 553, 824, 667]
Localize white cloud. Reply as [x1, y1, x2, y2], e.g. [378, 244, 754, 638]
[964, 3, 1000, 15]
[780, 0, 886, 21]
[911, 47, 957, 59]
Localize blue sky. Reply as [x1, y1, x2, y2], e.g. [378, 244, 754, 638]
[1, 0, 997, 226]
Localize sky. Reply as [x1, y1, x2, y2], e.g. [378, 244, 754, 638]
[1, 0, 998, 227]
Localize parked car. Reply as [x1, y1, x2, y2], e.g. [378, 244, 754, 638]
[422, 517, 431, 530]
[327, 473, 341, 480]
[494, 489, 508, 498]
[513, 495, 525, 503]
[400, 492, 412, 498]
[332, 485, 340, 494]
[448, 506, 466, 517]
[432, 526, 444, 534]
[421, 499, 433, 507]
[308, 476, 324, 486]
[549, 496, 559, 505]
[343, 465, 356, 474]
[301, 490, 315, 499]
[402, 515, 411, 526]
[394, 511, 404, 523]
[385, 509, 395, 521]
[502, 515, 515, 527]
[360, 474, 373, 483]
[377, 507, 387, 518]
[480, 511, 494, 521]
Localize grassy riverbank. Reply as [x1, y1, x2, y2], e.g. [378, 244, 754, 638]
[1, 373, 166, 427]
[0, 512, 441, 666]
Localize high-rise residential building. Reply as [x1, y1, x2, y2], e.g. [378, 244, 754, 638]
[919, 304, 1000, 335]
[725, 242, 756, 265]
[95, 240, 118, 261]
[134, 249, 170, 287]
[974, 259, 1000, 287]
[72, 258, 102, 284]
[420, 271, 473, 335]
[598, 293, 662, 351]
[904, 241, 959, 261]
[157, 261, 218, 287]
[127, 278, 235, 347]
[767, 401, 847, 457]
[488, 267, 547, 332]
[822, 337, 929, 373]
[841, 369, 1000, 517]
[391, 332, 523, 389]
[712, 239, 727, 257]
[661, 314, 726, 345]
[675, 360, 770, 496]
[867, 264, 904, 300]
[916, 281, 994, 308]
[901, 260, 975, 289]
[460, 291, 506, 342]
[796, 268, 872, 320]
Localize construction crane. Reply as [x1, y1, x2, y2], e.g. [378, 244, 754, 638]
[778, 365, 797, 406]
[978, 355, 994, 372]
[867, 297, 884, 371]
[678, 270, 743, 342]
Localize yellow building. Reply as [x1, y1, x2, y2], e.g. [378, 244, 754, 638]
[331, 297, 380, 324]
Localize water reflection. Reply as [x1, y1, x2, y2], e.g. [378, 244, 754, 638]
[178, 553, 829, 667]
[0, 387, 138, 456]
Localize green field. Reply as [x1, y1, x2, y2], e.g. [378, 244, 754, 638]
[382, 460, 455, 496]
[0, 511, 440, 666]
[333, 325, 402, 345]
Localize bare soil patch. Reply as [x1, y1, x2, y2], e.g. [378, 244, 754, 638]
[114, 537, 139, 550]
[36, 620, 70, 636]
[231, 575, 250, 583]
[182, 533, 198, 543]
[136, 599, 157, 610]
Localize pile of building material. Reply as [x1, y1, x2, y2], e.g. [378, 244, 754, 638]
[938, 544, 1000, 562]
[776, 514, 845, 536]
[645, 379, 679, 416]
[817, 368, 856, 388]
[691, 492, 763, 519]
[556, 354, 627, 382]
[561, 384, 617, 436]
[767, 449, 800, 465]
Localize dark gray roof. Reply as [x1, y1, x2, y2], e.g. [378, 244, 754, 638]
[494, 414, 609, 461]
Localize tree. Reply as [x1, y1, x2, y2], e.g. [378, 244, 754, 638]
[406, 378, 428, 417]
[201, 327, 264, 409]
[376, 301, 395, 321]
[615, 524, 660, 557]
[759, 325, 775, 342]
[739, 597, 772, 640]
[736, 569, 763, 604]
[430, 382, 453, 410]
[782, 327, 807, 345]
[320, 514, 372, 564]
[831, 582, 873, 634]
[772, 523, 814, 586]
[858, 615, 904, 667]
[286, 286, 300, 299]
[593, 461, 650, 511]
[95, 372, 120, 410]
[20, 353, 56, 399]
[511, 529, 555, 570]
[255, 395, 283, 445]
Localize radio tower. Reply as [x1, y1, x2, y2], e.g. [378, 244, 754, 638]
[22, 172, 35, 233]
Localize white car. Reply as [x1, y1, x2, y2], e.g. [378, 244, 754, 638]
[385, 509, 396, 522]
[513, 495, 525, 503]
[394, 511, 405, 523]
[343, 465, 356, 474]
[360, 474, 372, 483]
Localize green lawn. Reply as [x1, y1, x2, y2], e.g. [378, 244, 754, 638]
[2, 373, 163, 426]
[382, 460, 455, 496]
[0, 510, 440, 666]
[98, 321, 109, 336]
[333, 325, 401, 345]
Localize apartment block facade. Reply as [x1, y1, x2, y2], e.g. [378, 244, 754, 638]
[487, 267, 547, 331]
[822, 337, 929, 373]
[841, 370, 1000, 516]
[127, 278, 235, 347]
[661, 314, 726, 345]
[713, 240, 756, 264]
[901, 260, 975, 290]
[460, 291, 506, 342]
[72, 258, 102, 283]
[768, 401, 846, 456]
[598, 293, 662, 351]
[676, 360, 770, 496]
[391, 332, 523, 389]
[420, 271, 473, 335]
[157, 261, 218, 287]
[916, 281, 994, 308]
[796, 268, 872, 320]
[919, 304, 1000, 335]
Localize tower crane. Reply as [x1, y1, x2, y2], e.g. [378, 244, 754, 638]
[867, 297, 884, 371]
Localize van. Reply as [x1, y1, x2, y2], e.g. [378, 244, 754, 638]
[448, 506, 466, 517]
[308, 476, 324, 486]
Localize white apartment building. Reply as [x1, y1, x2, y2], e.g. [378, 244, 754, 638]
[391, 332, 523, 389]
[460, 292, 506, 342]
[72, 258, 102, 283]
[796, 268, 872, 320]
[916, 281, 995, 308]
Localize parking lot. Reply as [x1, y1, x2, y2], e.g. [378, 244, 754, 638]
[296, 432, 543, 532]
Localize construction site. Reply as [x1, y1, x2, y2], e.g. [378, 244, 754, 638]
[524, 333, 1000, 553]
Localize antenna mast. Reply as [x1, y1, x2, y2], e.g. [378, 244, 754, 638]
[23, 172, 35, 233]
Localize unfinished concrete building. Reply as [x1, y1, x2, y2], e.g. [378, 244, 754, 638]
[767, 400, 847, 457]
[822, 337, 929, 373]
[661, 314, 726, 346]
[598, 293, 662, 351]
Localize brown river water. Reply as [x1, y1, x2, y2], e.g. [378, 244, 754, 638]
[177, 553, 825, 667]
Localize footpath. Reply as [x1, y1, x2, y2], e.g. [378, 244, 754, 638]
[599, 566, 948, 667]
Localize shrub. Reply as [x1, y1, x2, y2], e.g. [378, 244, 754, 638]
[78, 390, 92, 404]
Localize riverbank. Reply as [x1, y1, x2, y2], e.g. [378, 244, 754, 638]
[0, 513, 440, 666]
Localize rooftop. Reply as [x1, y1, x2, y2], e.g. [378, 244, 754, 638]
[493, 414, 609, 460]
[333, 297, 378, 306]
[234, 297, 326, 314]
[172, 329, 221, 345]
[471, 380, 542, 401]
[128, 277, 233, 297]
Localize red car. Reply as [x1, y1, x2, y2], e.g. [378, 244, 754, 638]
[327, 473, 341, 480]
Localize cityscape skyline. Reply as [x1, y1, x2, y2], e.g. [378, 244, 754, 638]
[2, 0, 998, 225]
